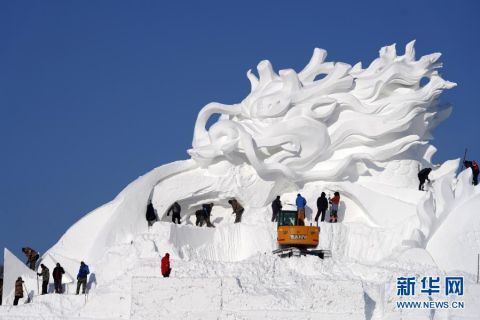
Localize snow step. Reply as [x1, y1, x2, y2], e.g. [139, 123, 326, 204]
[272, 247, 332, 258]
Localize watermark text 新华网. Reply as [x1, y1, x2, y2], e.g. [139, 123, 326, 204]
[395, 276, 465, 309]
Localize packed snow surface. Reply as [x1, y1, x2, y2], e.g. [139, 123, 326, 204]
[2, 42, 480, 320]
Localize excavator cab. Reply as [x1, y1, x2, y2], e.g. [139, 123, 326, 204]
[278, 210, 298, 226]
[273, 210, 330, 258]
[277, 210, 319, 246]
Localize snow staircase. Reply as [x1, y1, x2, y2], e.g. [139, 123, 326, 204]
[130, 276, 366, 320]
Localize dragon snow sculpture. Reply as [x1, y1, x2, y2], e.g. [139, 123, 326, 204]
[188, 41, 456, 182]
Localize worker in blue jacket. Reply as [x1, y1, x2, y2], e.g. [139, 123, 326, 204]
[76, 261, 90, 295]
[296, 194, 307, 226]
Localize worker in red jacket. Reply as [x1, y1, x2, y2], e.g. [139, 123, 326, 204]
[161, 253, 171, 278]
[329, 192, 340, 223]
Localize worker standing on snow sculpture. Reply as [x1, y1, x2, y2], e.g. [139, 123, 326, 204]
[167, 201, 182, 224]
[228, 198, 244, 223]
[417, 167, 432, 191]
[329, 192, 340, 223]
[195, 209, 205, 226]
[53, 263, 65, 294]
[13, 277, 24, 306]
[464, 160, 479, 186]
[271, 196, 282, 222]
[296, 194, 307, 226]
[22, 247, 40, 270]
[161, 253, 171, 277]
[37, 264, 50, 295]
[146, 201, 157, 227]
[76, 261, 90, 295]
[202, 203, 215, 227]
[315, 192, 328, 225]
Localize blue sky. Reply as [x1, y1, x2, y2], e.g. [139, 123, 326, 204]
[0, 0, 478, 264]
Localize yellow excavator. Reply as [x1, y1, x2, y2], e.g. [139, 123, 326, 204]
[272, 210, 331, 258]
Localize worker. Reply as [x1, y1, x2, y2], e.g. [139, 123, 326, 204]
[161, 253, 171, 277]
[228, 198, 244, 223]
[329, 192, 340, 223]
[167, 202, 182, 224]
[195, 209, 205, 226]
[315, 192, 328, 225]
[145, 201, 157, 227]
[202, 203, 215, 227]
[37, 264, 50, 295]
[22, 247, 40, 270]
[76, 261, 90, 295]
[464, 160, 479, 186]
[53, 263, 65, 294]
[295, 194, 307, 226]
[13, 277, 24, 306]
[0, 278, 3, 305]
[271, 196, 282, 222]
[418, 168, 432, 191]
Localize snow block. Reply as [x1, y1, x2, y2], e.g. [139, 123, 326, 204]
[222, 277, 365, 319]
[131, 277, 222, 320]
[166, 222, 275, 262]
[131, 277, 365, 319]
[0, 293, 88, 320]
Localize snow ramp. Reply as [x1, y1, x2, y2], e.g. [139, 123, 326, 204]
[130, 276, 366, 320]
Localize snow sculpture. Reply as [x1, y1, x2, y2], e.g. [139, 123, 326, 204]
[189, 41, 456, 182]
[6, 42, 480, 320]
[425, 168, 480, 274]
[413, 159, 458, 246]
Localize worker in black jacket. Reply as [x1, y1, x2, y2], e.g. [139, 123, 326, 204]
[271, 196, 282, 222]
[167, 202, 182, 224]
[146, 202, 157, 227]
[418, 168, 432, 191]
[52, 263, 65, 294]
[315, 192, 328, 225]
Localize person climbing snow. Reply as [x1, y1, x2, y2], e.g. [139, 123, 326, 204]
[271, 196, 282, 222]
[161, 253, 171, 277]
[76, 261, 90, 295]
[13, 277, 24, 306]
[37, 264, 50, 295]
[53, 263, 65, 294]
[167, 202, 182, 224]
[315, 192, 328, 225]
[329, 192, 340, 223]
[202, 203, 215, 227]
[464, 160, 479, 186]
[145, 201, 158, 227]
[228, 198, 244, 223]
[22, 247, 39, 270]
[296, 194, 307, 226]
[418, 167, 432, 191]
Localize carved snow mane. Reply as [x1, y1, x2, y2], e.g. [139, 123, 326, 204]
[188, 41, 456, 182]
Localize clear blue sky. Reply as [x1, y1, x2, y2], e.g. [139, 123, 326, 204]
[1, 0, 478, 264]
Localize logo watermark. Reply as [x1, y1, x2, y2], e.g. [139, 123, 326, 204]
[395, 276, 465, 309]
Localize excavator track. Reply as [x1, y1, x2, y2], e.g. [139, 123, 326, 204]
[272, 247, 332, 259]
